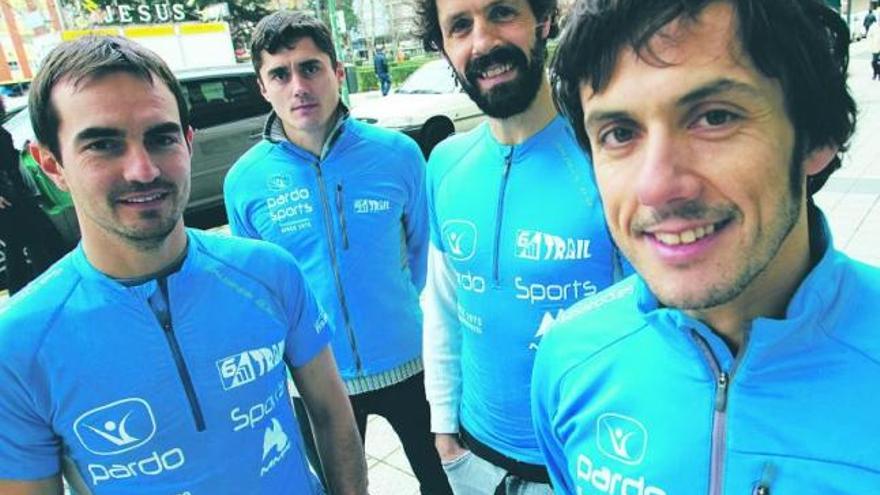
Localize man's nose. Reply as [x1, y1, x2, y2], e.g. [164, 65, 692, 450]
[634, 130, 702, 208]
[123, 145, 161, 184]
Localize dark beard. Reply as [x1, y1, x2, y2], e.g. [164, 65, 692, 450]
[456, 38, 546, 119]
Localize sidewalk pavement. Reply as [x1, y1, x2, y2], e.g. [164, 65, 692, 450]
[5, 40, 880, 495]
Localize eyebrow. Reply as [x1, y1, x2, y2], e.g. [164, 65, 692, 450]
[74, 122, 182, 143]
[585, 78, 763, 130]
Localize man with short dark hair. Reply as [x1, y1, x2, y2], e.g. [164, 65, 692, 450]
[374, 43, 392, 96]
[533, 0, 880, 492]
[0, 35, 367, 495]
[224, 11, 451, 494]
[413, 0, 623, 491]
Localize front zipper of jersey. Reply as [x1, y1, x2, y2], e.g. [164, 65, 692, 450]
[492, 149, 514, 285]
[313, 162, 362, 373]
[690, 330, 747, 495]
[336, 183, 350, 250]
[156, 280, 206, 431]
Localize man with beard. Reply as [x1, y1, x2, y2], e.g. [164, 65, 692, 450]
[414, 0, 624, 493]
[533, 0, 880, 493]
[0, 36, 367, 495]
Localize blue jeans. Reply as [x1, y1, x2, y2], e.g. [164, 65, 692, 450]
[441, 451, 554, 495]
[379, 74, 391, 95]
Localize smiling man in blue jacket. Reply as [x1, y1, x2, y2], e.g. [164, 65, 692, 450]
[532, 0, 880, 493]
[224, 11, 451, 494]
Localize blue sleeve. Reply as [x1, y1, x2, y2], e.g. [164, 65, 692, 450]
[281, 253, 332, 368]
[0, 321, 61, 480]
[425, 151, 446, 253]
[402, 142, 429, 291]
[224, 164, 262, 240]
[531, 339, 576, 494]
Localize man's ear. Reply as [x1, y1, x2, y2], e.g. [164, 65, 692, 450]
[184, 125, 195, 155]
[29, 142, 68, 192]
[803, 145, 838, 177]
[334, 61, 345, 85]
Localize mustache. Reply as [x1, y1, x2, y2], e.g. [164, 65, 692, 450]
[630, 201, 736, 233]
[464, 44, 528, 82]
[110, 179, 177, 199]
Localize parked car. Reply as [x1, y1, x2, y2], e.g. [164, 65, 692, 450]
[0, 65, 271, 293]
[350, 59, 485, 157]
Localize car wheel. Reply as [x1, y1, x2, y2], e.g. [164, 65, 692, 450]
[420, 118, 455, 158]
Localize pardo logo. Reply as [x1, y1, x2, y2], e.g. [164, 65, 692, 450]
[576, 454, 666, 495]
[74, 398, 156, 455]
[216, 340, 285, 391]
[442, 220, 478, 262]
[88, 448, 186, 485]
[597, 413, 648, 465]
[261, 418, 292, 476]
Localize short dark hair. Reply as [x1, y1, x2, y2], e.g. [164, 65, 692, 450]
[29, 35, 189, 162]
[415, 0, 560, 52]
[552, 0, 856, 197]
[250, 11, 338, 77]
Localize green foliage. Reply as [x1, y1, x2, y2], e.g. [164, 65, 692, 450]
[353, 57, 435, 92]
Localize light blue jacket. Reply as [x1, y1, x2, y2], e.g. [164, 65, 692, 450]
[426, 116, 623, 464]
[0, 230, 330, 493]
[532, 211, 880, 494]
[225, 113, 428, 384]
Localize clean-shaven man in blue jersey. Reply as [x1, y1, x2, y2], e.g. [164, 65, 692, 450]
[224, 11, 452, 495]
[413, 0, 624, 491]
[534, 0, 880, 493]
[0, 36, 368, 495]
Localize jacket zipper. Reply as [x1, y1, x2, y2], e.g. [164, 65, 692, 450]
[691, 330, 732, 495]
[313, 163, 362, 373]
[156, 279, 206, 431]
[336, 183, 350, 250]
[492, 149, 514, 285]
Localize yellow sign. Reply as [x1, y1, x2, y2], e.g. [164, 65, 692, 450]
[180, 23, 226, 35]
[61, 28, 120, 40]
[124, 25, 175, 37]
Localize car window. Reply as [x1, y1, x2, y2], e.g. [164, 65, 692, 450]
[182, 75, 271, 129]
[397, 62, 458, 95]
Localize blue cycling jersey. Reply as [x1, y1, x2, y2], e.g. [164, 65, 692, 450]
[225, 114, 427, 387]
[0, 230, 330, 494]
[532, 212, 880, 494]
[426, 116, 622, 464]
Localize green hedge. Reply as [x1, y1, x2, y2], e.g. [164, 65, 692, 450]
[353, 57, 437, 92]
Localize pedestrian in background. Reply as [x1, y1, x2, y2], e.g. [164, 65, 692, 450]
[869, 5, 880, 80]
[374, 43, 392, 96]
[0, 98, 66, 294]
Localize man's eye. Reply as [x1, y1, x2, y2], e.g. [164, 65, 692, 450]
[85, 140, 122, 153]
[449, 18, 472, 35]
[599, 127, 636, 147]
[270, 71, 289, 81]
[302, 64, 320, 76]
[695, 109, 740, 128]
[147, 135, 180, 148]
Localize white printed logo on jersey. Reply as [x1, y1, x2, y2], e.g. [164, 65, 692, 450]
[74, 398, 157, 455]
[216, 340, 285, 391]
[596, 413, 648, 465]
[260, 418, 292, 476]
[442, 220, 478, 262]
[515, 230, 592, 261]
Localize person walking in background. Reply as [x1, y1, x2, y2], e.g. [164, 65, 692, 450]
[534, 0, 879, 492]
[374, 43, 392, 96]
[869, 4, 880, 79]
[0, 98, 67, 294]
[225, 11, 452, 495]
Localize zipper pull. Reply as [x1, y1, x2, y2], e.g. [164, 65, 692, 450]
[715, 371, 729, 412]
[752, 462, 775, 495]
